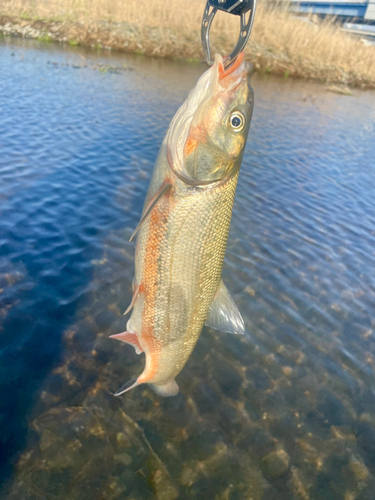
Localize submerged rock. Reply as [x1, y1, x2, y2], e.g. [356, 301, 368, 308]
[289, 466, 310, 500]
[192, 381, 221, 414]
[261, 448, 290, 479]
[211, 358, 243, 400]
[349, 455, 370, 482]
[238, 427, 275, 458]
[6, 404, 179, 499]
[317, 391, 353, 427]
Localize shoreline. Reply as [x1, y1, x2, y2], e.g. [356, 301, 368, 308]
[0, 13, 374, 89]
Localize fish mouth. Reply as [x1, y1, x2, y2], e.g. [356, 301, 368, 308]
[218, 51, 248, 87]
[166, 52, 250, 185]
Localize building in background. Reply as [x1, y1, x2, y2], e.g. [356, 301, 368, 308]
[279, 0, 375, 22]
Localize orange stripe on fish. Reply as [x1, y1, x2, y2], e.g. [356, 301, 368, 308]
[137, 190, 172, 384]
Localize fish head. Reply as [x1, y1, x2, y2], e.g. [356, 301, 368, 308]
[166, 52, 254, 186]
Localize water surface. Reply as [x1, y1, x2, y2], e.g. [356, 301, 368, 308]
[1, 36, 375, 500]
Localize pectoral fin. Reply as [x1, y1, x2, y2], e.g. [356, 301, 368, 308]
[205, 279, 245, 335]
[124, 283, 140, 315]
[129, 180, 172, 242]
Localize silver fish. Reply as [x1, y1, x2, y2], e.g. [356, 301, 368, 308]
[111, 52, 254, 396]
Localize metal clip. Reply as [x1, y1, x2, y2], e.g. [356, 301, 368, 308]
[201, 0, 257, 69]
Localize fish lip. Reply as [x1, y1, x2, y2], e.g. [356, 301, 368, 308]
[217, 52, 251, 91]
[218, 52, 246, 81]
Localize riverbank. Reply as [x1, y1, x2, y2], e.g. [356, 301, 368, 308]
[1, 0, 375, 88]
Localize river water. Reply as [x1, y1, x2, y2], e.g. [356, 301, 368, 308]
[1, 36, 375, 500]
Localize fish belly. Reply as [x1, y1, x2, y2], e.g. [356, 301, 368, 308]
[131, 170, 239, 385]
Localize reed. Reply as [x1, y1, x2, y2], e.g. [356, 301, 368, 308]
[1, 0, 375, 87]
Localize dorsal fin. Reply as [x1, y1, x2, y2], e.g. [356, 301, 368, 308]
[205, 279, 245, 334]
[129, 180, 172, 242]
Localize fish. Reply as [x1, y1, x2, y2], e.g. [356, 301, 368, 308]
[111, 52, 254, 397]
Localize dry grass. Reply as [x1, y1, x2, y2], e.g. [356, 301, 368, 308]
[1, 0, 375, 87]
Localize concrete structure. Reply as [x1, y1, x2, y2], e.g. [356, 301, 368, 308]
[365, 0, 375, 19]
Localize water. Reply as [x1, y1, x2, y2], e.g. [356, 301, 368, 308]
[1, 36, 375, 500]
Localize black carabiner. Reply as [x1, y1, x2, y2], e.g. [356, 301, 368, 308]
[201, 0, 257, 69]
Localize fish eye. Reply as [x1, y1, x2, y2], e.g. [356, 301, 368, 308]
[229, 112, 245, 132]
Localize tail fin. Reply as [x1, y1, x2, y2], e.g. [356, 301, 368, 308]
[114, 378, 139, 396]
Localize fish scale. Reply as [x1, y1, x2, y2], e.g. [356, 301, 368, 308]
[134, 171, 239, 386]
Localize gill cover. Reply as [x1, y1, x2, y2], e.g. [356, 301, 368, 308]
[166, 53, 253, 186]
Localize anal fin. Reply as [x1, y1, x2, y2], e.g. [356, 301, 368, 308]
[110, 331, 143, 355]
[205, 279, 245, 335]
[129, 180, 172, 242]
